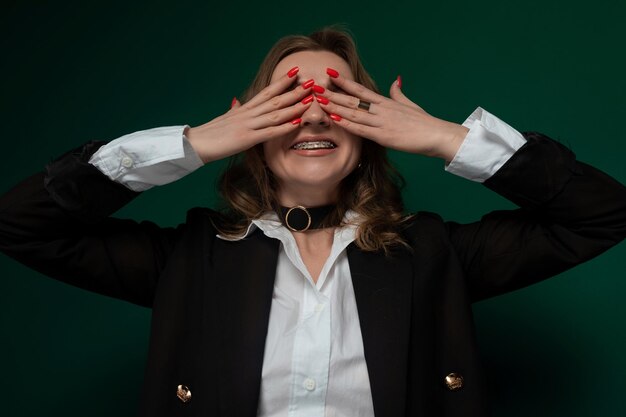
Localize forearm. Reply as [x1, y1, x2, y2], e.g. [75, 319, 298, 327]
[445, 107, 527, 182]
[451, 133, 626, 301]
[88, 125, 204, 192]
[0, 141, 175, 306]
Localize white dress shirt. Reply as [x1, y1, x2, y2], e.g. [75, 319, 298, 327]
[88, 107, 526, 416]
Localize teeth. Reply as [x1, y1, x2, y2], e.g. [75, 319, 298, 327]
[292, 140, 336, 150]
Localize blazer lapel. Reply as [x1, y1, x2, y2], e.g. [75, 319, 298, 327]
[348, 244, 414, 417]
[213, 230, 279, 416]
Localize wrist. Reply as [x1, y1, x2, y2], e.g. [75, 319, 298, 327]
[434, 122, 469, 163]
[184, 126, 209, 164]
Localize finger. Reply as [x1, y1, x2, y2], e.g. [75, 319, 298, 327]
[249, 118, 305, 144]
[244, 66, 308, 109]
[249, 82, 313, 117]
[323, 90, 362, 111]
[327, 114, 381, 141]
[327, 68, 383, 104]
[389, 78, 423, 111]
[323, 90, 384, 115]
[249, 100, 312, 130]
[320, 99, 381, 128]
[230, 97, 240, 109]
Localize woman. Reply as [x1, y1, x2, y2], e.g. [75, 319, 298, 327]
[1, 28, 625, 416]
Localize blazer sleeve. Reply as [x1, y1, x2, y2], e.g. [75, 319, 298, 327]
[446, 132, 626, 302]
[0, 141, 184, 307]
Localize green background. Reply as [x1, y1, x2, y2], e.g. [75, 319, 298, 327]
[1, 0, 625, 415]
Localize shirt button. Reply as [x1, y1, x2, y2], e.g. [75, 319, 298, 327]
[314, 303, 325, 313]
[303, 378, 316, 391]
[121, 156, 134, 168]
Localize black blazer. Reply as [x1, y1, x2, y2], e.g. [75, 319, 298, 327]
[1, 133, 625, 416]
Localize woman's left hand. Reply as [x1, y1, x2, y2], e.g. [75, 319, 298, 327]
[321, 73, 469, 162]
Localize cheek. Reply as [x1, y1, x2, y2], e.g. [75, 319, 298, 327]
[262, 142, 281, 174]
[348, 137, 363, 165]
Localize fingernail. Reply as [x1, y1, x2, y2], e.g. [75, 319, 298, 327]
[301, 95, 314, 104]
[316, 96, 329, 105]
[330, 113, 342, 121]
[291, 118, 302, 125]
[312, 85, 325, 94]
[287, 66, 299, 78]
[302, 79, 315, 89]
[327, 68, 339, 78]
[230, 97, 237, 109]
[397, 75, 402, 89]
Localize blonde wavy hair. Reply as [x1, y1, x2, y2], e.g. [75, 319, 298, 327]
[217, 27, 409, 253]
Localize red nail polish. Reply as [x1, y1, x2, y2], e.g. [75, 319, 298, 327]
[397, 75, 402, 89]
[316, 96, 329, 105]
[330, 113, 342, 121]
[287, 66, 299, 78]
[291, 118, 302, 125]
[230, 97, 237, 109]
[327, 68, 339, 78]
[312, 85, 325, 94]
[302, 79, 315, 89]
[301, 95, 314, 104]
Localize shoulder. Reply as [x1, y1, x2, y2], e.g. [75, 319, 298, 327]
[402, 211, 446, 230]
[183, 207, 258, 241]
[183, 207, 230, 231]
[399, 211, 454, 255]
[185, 206, 221, 221]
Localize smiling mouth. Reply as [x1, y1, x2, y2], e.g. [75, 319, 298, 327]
[291, 140, 337, 150]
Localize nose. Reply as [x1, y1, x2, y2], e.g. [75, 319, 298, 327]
[301, 98, 330, 127]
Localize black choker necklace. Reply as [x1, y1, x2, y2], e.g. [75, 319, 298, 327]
[278, 205, 335, 232]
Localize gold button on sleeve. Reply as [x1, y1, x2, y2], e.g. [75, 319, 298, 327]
[176, 384, 192, 403]
[444, 373, 464, 391]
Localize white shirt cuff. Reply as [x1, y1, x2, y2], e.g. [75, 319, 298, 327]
[445, 107, 527, 182]
[88, 125, 204, 191]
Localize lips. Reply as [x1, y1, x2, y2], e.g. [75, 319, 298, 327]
[291, 140, 337, 150]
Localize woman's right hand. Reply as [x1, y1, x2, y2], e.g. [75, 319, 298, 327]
[185, 67, 313, 164]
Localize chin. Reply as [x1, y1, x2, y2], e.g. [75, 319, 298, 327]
[296, 165, 354, 185]
[290, 175, 341, 191]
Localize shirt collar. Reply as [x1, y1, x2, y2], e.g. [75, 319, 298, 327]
[216, 210, 361, 245]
